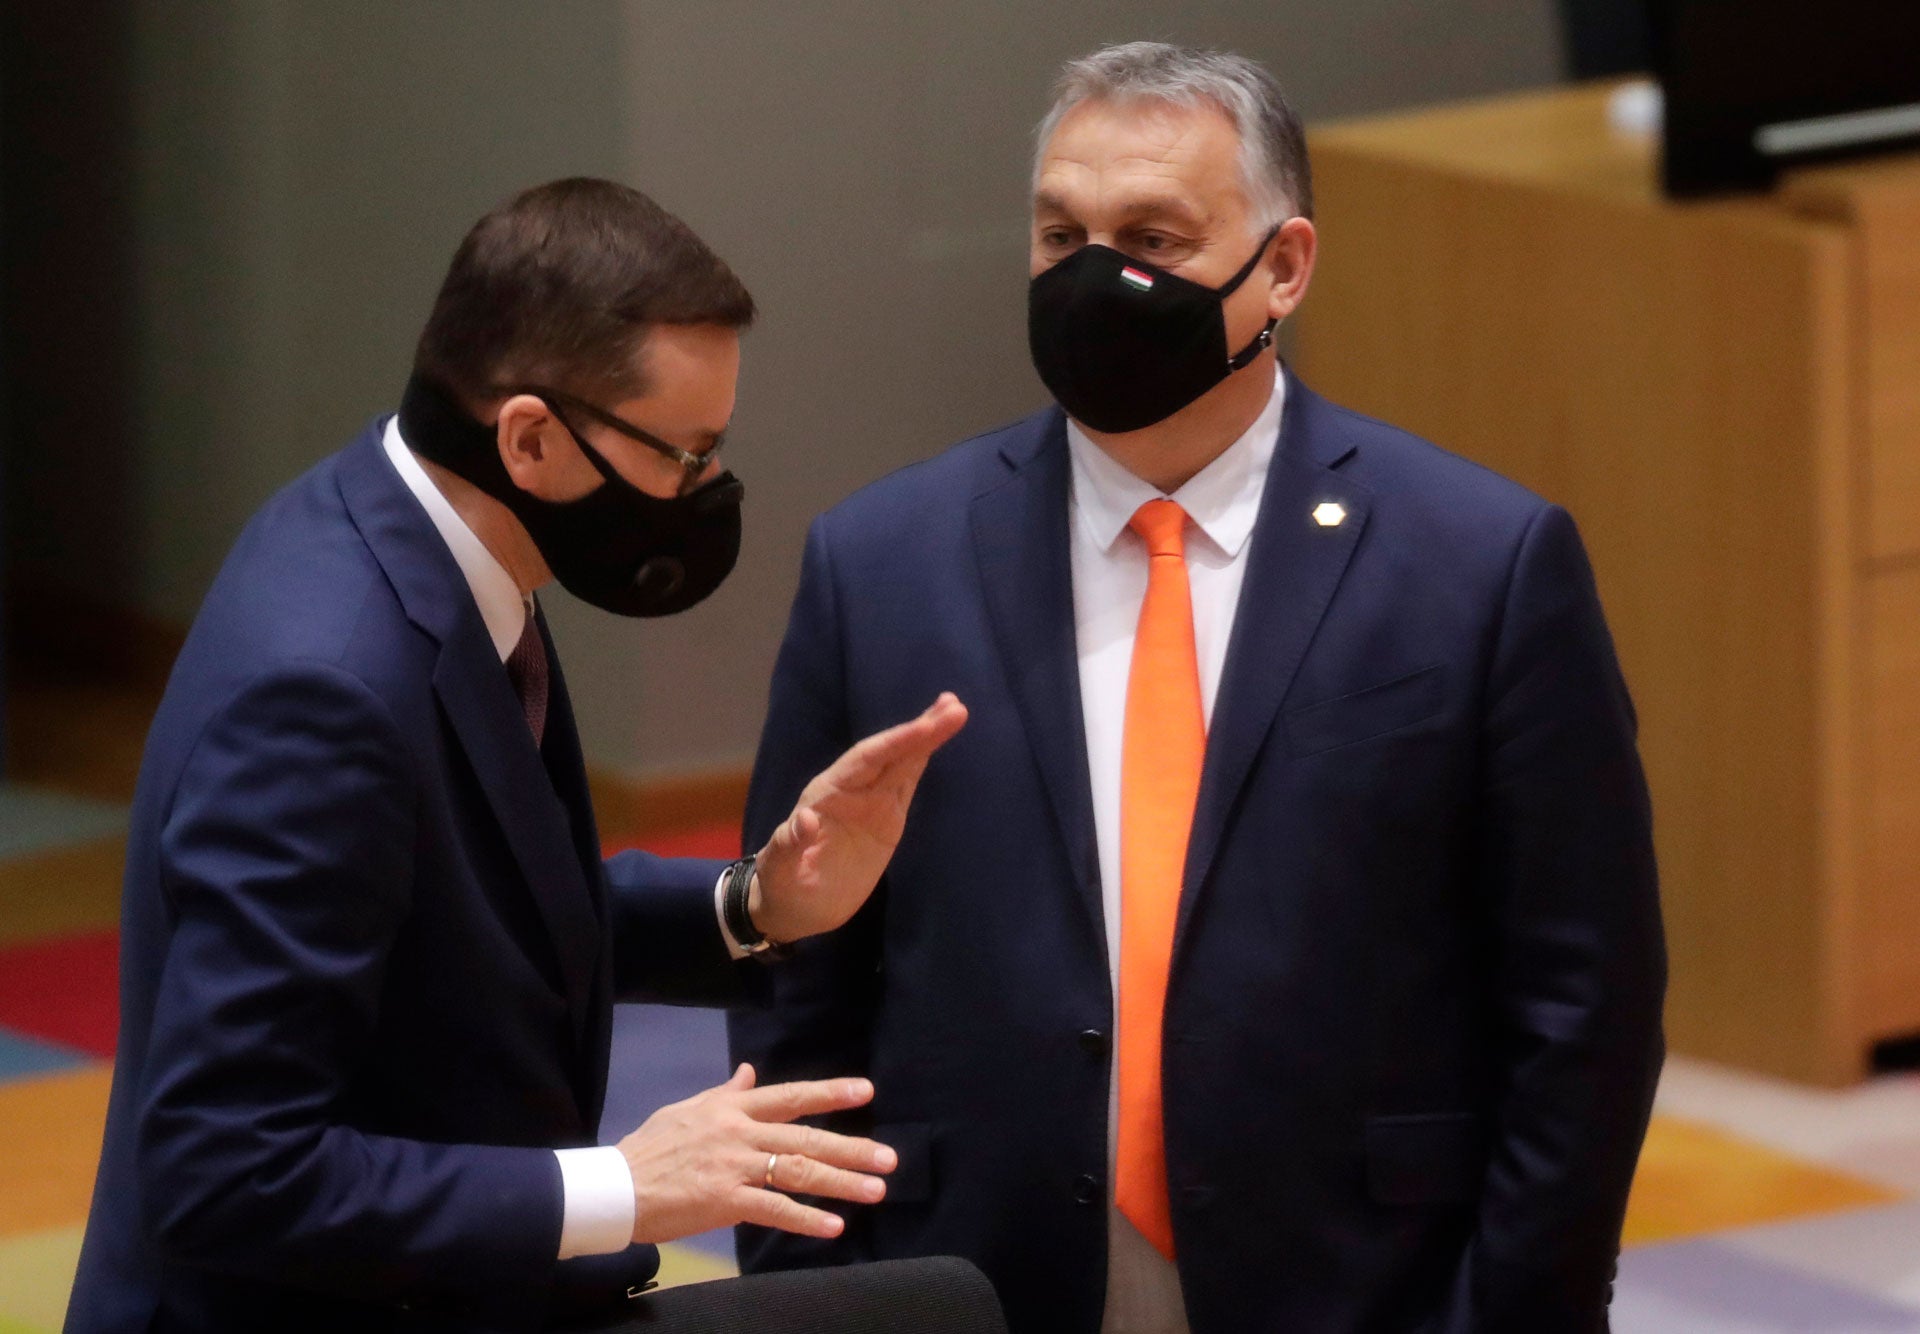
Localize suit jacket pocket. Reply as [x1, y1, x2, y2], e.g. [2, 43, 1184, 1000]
[1365, 1111, 1487, 1206]
[873, 1122, 934, 1204]
[1285, 666, 1444, 757]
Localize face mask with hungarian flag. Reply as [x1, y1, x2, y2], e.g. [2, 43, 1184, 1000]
[1026, 230, 1280, 433]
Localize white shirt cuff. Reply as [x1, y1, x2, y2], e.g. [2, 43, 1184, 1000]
[554, 1145, 636, 1259]
[715, 867, 751, 960]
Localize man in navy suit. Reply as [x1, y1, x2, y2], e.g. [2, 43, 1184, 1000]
[731, 43, 1666, 1334]
[67, 178, 965, 1332]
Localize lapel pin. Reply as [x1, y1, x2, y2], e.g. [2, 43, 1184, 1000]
[1312, 501, 1347, 528]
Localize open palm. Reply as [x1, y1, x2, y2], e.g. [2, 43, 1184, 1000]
[750, 693, 967, 943]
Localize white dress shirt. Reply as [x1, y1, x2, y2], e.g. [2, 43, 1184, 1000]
[382, 418, 638, 1260]
[1065, 369, 1285, 1334]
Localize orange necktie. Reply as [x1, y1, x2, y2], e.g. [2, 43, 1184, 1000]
[1115, 498, 1206, 1260]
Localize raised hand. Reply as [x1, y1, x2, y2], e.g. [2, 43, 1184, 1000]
[748, 692, 967, 944]
[618, 1063, 898, 1244]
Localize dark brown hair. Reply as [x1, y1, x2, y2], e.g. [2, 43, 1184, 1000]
[413, 177, 755, 410]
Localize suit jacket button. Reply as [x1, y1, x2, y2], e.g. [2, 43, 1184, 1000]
[1078, 1029, 1108, 1058]
[1072, 1173, 1102, 1205]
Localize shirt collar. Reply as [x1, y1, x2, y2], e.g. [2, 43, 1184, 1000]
[1065, 367, 1286, 560]
[382, 415, 530, 662]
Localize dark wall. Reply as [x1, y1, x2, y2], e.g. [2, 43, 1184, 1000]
[1, 1, 142, 671]
[0, 0, 1564, 774]
[1558, 0, 1653, 77]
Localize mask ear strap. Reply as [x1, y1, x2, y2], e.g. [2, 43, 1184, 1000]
[1227, 318, 1278, 371]
[400, 374, 521, 500]
[1216, 225, 1283, 298]
[1220, 224, 1284, 371]
[536, 397, 627, 487]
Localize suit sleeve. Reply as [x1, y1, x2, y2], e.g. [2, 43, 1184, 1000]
[138, 662, 571, 1327]
[1463, 505, 1668, 1332]
[728, 517, 885, 1272]
[602, 849, 753, 1006]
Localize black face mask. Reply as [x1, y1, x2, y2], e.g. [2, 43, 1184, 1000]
[1027, 230, 1280, 434]
[397, 374, 744, 618]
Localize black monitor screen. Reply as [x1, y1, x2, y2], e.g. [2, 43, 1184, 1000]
[1655, 0, 1920, 196]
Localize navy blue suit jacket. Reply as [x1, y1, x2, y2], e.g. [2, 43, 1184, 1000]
[68, 423, 745, 1333]
[730, 372, 1666, 1334]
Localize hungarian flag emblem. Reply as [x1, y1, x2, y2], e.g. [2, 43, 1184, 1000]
[1119, 266, 1155, 292]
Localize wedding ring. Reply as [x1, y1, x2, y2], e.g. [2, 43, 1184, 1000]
[764, 1152, 780, 1189]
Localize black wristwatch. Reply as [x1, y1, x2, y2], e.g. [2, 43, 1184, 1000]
[722, 855, 790, 959]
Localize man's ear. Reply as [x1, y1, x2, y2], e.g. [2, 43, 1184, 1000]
[494, 394, 557, 491]
[1266, 216, 1318, 324]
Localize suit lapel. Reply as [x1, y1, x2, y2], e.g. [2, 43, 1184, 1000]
[536, 601, 608, 930]
[337, 424, 600, 1045]
[432, 629, 601, 1045]
[533, 601, 620, 1114]
[1177, 373, 1371, 952]
[970, 411, 1106, 943]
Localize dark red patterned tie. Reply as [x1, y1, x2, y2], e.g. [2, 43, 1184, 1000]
[505, 612, 549, 750]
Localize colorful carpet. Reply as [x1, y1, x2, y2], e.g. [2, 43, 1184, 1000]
[1, 813, 1917, 1330]
[0, 788, 127, 862]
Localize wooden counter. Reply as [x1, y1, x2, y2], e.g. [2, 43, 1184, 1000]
[1298, 83, 1920, 1084]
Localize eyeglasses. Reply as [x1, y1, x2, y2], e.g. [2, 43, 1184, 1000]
[515, 385, 726, 498]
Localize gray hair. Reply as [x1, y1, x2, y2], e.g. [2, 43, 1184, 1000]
[1032, 42, 1313, 229]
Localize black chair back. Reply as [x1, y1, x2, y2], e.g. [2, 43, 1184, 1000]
[588, 1257, 1010, 1334]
